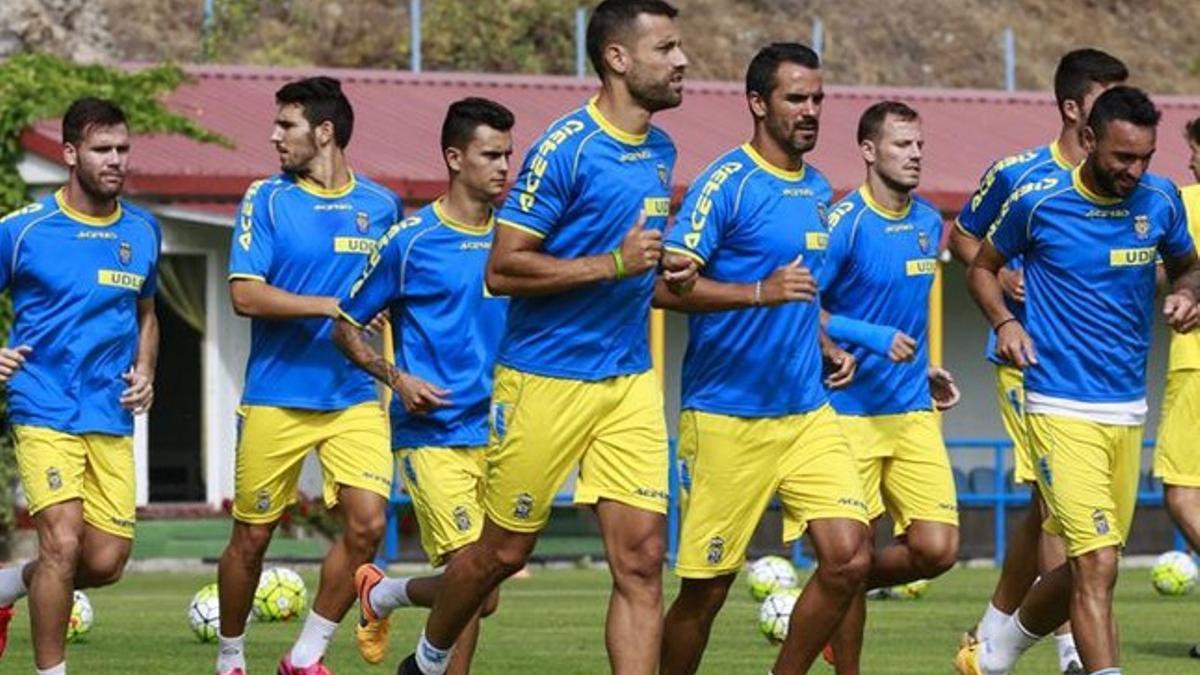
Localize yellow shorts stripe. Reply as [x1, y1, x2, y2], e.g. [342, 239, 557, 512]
[483, 366, 669, 533]
[398, 447, 486, 567]
[1154, 370, 1200, 487]
[675, 406, 869, 578]
[1028, 413, 1142, 557]
[13, 426, 136, 539]
[234, 403, 391, 524]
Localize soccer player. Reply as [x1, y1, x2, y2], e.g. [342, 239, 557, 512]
[656, 42, 872, 675]
[956, 86, 1200, 675]
[1154, 116, 1200, 657]
[394, 2, 693, 673]
[0, 98, 160, 675]
[216, 77, 400, 675]
[950, 49, 1127, 674]
[331, 97, 515, 672]
[818, 101, 961, 675]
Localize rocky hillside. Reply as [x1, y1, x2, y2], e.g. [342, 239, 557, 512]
[4, 0, 1198, 95]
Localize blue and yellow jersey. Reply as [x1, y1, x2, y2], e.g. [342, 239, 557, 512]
[494, 98, 676, 381]
[1168, 184, 1200, 371]
[988, 166, 1194, 403]
[665, 143, 832, 417]
[229, 172, 402, 410]
[819, 186, 942, 415]
[0, 190, 160, 435]
[958, 141, 1073, 365]
[338, 200, 508, 449]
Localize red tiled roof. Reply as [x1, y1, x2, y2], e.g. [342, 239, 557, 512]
[21, 64, 1200, 217]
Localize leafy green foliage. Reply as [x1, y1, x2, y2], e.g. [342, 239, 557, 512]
[0, 52, 227, 541]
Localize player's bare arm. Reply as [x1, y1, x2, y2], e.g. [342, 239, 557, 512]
[968, 241, 1037, 368]
[229, 277, 339, 320]
[1162, 249, 1200, 333]
[653, 255, 816, 312]
[0, 344, 32, 382]
[120, 297, 158, 414]
[487, 211, 661, 296]
[330, 317, 448, 414]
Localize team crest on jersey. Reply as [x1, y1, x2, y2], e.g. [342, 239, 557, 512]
[355, 211, 370, 234]
[706, 536, 725, 564]
[1092, 509, 1110, 535]
[917, 230, 931, 254]
[453, 505, 472, 533]
[256, 489, 271, 513]
[119, 241, 132, 266]
[657, 162, 670, 189]
[513, 493, 535, 520]
[46, 467, 62, 491]
[1133, 214, 1150, 239]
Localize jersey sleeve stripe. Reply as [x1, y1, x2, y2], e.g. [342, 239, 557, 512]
[227, 273, 267, 282]
[664, 245, 706, 266]
[497, 219, 547, 239]
[336, 306, 364, 328]
[953, 217, 980, 239]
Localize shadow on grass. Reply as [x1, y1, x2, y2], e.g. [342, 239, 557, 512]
[1126, 639, 1198, 660]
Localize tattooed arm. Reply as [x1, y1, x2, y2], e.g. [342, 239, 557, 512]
[331, 316, 449, 414]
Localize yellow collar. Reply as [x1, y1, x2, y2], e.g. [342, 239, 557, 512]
[1048, 140, 1073, 170]
[434, 199, 493, 236]
[1071, 166, 1123, 205]
[296, 171, 356, 198]
[859, 185, 911, 220]
[586, 97, 648, 146]
[55, 189, 121, 227]
[742, 143, 805, 182]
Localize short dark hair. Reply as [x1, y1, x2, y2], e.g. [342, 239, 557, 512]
[275, 76, 355, 148]
[62, 97, 127, 146]
[1053, 49, 1128, 117]
[586, 0, 678, 77]
[1185, 117, 1200, 146]
[1087, 86, 1161, 138]
[857, 101, 920, 144]
[441, 97, 515, 153]
[745, 42, 821, 98]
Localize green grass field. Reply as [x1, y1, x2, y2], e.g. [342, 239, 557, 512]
[4, 566, 1199, 673]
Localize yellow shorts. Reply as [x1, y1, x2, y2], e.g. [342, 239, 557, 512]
[1154, 370, 1200, 487]
[484, 366, 669, 533]
[675, 406, 870, 578]
[13, 426, 136, 539]
[233, 403, 391, 523]
[996, 365, 1034, 483]
[398, 447, 486, 566]
[1028, 413, 1142, 557]
[838, 411, 958, 531]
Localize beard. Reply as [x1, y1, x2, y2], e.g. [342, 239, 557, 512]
[77, 165, 124, 200]
[279, 134, 318, 173]
[1092, 163, 1135, 198]
[767, 114, 819, 156]
[627, 67, 683, 113]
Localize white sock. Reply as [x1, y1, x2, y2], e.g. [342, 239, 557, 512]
[216, 633, 246, 674]
[1056, 631, 1081, 669]
[978, 614, 1040, 673]
[0, 561, 29, 606]
[415, 629, 454, 675]
[977, 602, 1011, 642]
[37, 663, 66, 675]
[289, 611, 338, 667]
[369, 575, 413, 616]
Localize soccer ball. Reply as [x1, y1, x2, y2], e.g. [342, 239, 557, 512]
[747, 556, 799, 601]
[758, 588, 800, 644]
[66, 590, 93, 643]
[1151, 551, 1197, 596]
[252, 567, 307, 622]
[187, 583, 221, 642]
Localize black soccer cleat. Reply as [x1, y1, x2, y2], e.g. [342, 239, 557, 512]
[397, 653, 425, 675]
[1189, 644, 1200, 659]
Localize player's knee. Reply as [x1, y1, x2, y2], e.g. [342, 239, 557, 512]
[480, 588, 500, 618]
[678, 577, 731, 615]
[820, 541, 871, 593]
[488, 539, 533, 579]
[1074, 546, 1119, 588]
[911, 532, 958, 578]
[345, 510, 387, 551]
[612, 536, 666, 586]
[39, 530, 83, 574]
[1165, 486, 1199, 525]
[230, 522, 274, 561]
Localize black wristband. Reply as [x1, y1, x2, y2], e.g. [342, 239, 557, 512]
[993, 317, 1018, 332]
